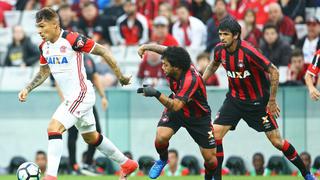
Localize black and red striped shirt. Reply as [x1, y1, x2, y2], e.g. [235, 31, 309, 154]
[167, 66, 211, 118]
[213, 40, 271, 103]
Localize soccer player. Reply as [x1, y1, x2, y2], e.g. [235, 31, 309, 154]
[202, 17, 317, 180]
[305, 49, 320, 101]
[137, 44, 218, 180]
[18, 8, 138, 180]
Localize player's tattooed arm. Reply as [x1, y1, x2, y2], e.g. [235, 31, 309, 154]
[267, 64, 280, 118]
[158, 94, 185, 111]
[138, 44, 167, 57]
[202, 60, 220, 81]
[25, 65, 50, 92]
[91, 43, 131, 86]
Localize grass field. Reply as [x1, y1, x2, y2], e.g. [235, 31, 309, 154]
[1, 175, 306, 180]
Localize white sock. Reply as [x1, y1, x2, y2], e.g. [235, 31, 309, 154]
[46, 133, 63, 177]
[96, 135, 128, 165]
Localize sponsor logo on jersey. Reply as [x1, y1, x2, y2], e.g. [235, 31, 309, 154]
[227, 70, 251, 79]
[46, 56, 69, 64]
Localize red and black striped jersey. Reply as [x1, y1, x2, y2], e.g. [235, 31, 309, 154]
[307, 49, 320, 76]
[167, 66, 211, 118]
[213, 40, 271, 103]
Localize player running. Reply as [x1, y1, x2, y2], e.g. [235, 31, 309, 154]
[18, 7, 137, 180]
[202, 17, 317, 180]
[305, 49, 320, 101]
[137, 44, 218, 180]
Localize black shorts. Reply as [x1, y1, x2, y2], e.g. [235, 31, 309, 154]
[214, 97, 278, 132]
[158, 110, 216, 149]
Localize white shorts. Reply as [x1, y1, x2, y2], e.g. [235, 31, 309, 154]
[52, 93, 96, 134]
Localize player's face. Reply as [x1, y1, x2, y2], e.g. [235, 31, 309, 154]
[162, 58, 175, 77]
[219, 30, 237, 48]
[36, 19, 57, 41]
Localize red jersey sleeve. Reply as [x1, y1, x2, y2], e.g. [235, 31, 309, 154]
[211, 44, 223, 63]
[39, 41, 47, 65]
[65, 31, 96, 53]
[307, 50, 320, 76]
[175, 70, 198, 103]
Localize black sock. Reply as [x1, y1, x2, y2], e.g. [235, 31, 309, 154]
[85, 144, 96, 165]
[67, 126, 78, 169]
[282, 140, 308, 177]
[204, 160, 218, 180]
[155, 141, 169, 162]
[214, 139, 223, 180]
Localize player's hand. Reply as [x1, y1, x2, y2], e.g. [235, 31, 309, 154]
[119, 75, 131, 86]
[137, 45, 146, 58]
[309, 86, 320, 101]
[137, 85, 161, 98]
[18, 88, 29, 102]
[101, 96, 108, 111]
[267, 99, 280, 118]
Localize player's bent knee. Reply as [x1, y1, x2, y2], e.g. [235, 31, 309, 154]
[47, 119, 66, 133]
[82, 131, 99, 145]
[270, 138, 283, 150]
[155, 133, 170, 144]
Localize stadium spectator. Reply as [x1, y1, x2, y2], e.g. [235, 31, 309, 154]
[240, 9, 262, 48]
[172, 5, 207, 48]
[78, 2, 113, 45]
[305, 49, 320, 101]
[205, 0, 230, 53]
[279, 0, 305, 23]
[41, 0, 65, 10]
[286, 48, 317, 86]
[163, 149, 189, 176]
[116, 1, 149, 45]
[196, 52, 219, 86]
[260, 23, 292, 67]
[57, 3, 78, 32]
[71, 0, 97, 18]
[267, 2, 297, 44]
[94, 57, 118, 88]
[158, 2, 177, 32]
[296, 16, 320, 63]
[227, 0, 247, 20]
[136, 0, 159, 21]
[151, 16, 179, 46]
[4, 25, 39, 67]
[15, 0, 38, 10]
[245, 0, 277, 27]
[137, 51, 165, 87]
[189, 0, 212, 24]
[35, 150, 47, 175]
[103, 0, 125, 25]
[250, 153, 270, 176]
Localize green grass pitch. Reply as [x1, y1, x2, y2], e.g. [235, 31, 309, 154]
[1, 175, 305, 180]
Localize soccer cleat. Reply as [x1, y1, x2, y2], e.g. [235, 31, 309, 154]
[80, 164, 99, 176]
[42, 175, 57, 180]
[305, 173, 318, 180]
[148, 159, 167, 179]
[119, 159, 139, 179]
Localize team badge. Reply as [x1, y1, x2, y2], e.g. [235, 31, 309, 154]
[238, 61, 244, 68]
[60, 46, 67, 53]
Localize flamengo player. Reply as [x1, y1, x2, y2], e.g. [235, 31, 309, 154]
[202, 17, 317, 180]
[305, 50, 320, 101]
[137, 45, 218, 180]
[18, 8, 138, 180]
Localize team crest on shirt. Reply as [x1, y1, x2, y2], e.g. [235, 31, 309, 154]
[238, 61, 244, 68]
[60, 46, 67, 53]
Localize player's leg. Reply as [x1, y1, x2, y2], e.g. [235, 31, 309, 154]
[200, 147, 218, 180]
[67, 126, 80, 173]
[149, 111, 181, 179]
[265, 129, 317, 180]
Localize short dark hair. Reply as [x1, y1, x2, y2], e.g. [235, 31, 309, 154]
[82, 1, 97, 9]
[176, 4, 189, 11]
[262, 23, 278, 34]
[36, 150, 46, 156]
[161, 46, 191, 71]
[36, 7, 59, 23]
[168, 149, 178, 157]
[253, 152, 264, 163]
[300, 151, 311, 161]
[196, 52, 210, 62]
[291, 48, 303, 58]
[57, 3, 71, 12]
[214, 0, 227, 5]
[218, 16, 242, 39]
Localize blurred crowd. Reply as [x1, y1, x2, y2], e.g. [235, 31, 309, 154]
[2, 149, 320, 177]
[0, 0, 319, 89]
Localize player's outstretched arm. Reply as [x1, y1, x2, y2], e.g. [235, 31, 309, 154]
[18, 64, 50, 102]
[267, 64, 280, 118]
[90, 43, 131, 86]
[202, 60, 220, 81]
[305, 73, 320, 101]
[137, 44, 167, 58]
[137, 86, 185, 111]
